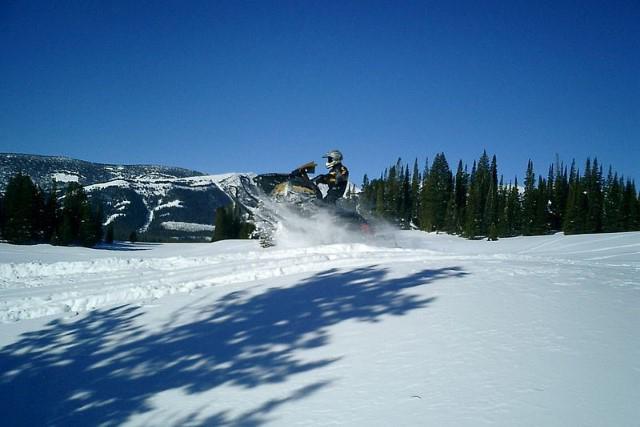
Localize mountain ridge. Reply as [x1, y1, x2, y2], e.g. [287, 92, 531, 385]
[0, 153, 207, 191]
[0, 153, 247, 241]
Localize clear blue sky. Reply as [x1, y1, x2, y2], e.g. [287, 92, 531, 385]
[1, 0, 638, 184]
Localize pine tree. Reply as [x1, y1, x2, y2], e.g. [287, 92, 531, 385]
[488, 222, 498, 241]
[400, 164, 412, 228]
[546, 164, 558, 231]
[375, 178, 385, 218]
[212, 203, 254, 241]
[509, 178, 523, 236]
[635, 184, 640, 230]
[238, 221, 256, 239]
[31, 186, 46, 242]
[551, 162, 569, 231]
[464, 161, 481, 238]
[585, 159, 603, 233]
[621, 180, 639, 231]
[422, 157, 430, 189]
[453, 161, 468, 235]
[360, 174, 370, 205]
[359, 174, 378, 215]
[533, 176, 550, 234]
[602, 169, 623, 232]
[444, 190, 458, 234]
[411, 159, 421, 226]
[522, 160, 537, 235]
[396, 161, 406, 218]
[564, 162, 589, 235]
[58, 182, 102, 246]
[106, 223, 115, 244]
[495, 176, 508, 236]
[420, 153, 452, 231]
[43, 181, 59, 243]
[82, 203, 104, 247]
[483, 155, 499, 234]
[475, 151, 491, 235]
[386, 162, 400, 220]
[3, 173, 40, 244]
[60, 183, 85, 245]
[484, 176, 497, 235]
[563, 161, 578, 234]
[416, 157, 430, 228]
[212, 206, 231, 242]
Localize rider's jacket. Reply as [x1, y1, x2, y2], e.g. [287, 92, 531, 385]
[315, 163, 349, 204]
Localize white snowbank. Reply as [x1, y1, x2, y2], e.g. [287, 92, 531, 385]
[1, 232, 637, 323]
[161, 221, 215, 232]
[0, 242, 434, 321]
[85, 179, 131, 191]
[51, 172, 79, 183]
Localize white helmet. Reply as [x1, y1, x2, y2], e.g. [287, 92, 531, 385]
[323, 149, 343, 169]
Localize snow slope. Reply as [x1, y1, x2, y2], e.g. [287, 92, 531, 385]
[0, 232, 639, 426]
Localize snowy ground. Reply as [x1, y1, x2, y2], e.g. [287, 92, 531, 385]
[0, 231, 639, 426]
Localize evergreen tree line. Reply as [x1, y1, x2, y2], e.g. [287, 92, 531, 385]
[359, 152, 640, 239]
[0, 173, 104, 246]
[212, 203, 255, 242]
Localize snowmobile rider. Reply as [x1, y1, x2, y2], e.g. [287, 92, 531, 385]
[313, 149, 349, 204]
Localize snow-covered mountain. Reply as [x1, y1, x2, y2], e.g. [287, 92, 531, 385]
[0, 231, 638, 425]
[0, 153, 205, 189]
[83, 174, 252, 242]
[0, 153, 256, 241]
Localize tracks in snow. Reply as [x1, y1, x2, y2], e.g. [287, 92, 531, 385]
[0, 245, 437, 322]
[2, 241, 638, 323]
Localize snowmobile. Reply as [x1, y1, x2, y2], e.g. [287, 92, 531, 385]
[247, 162, 371, 245]
[255, 161, 323, 209]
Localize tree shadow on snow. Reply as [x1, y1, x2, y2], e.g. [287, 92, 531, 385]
[0, 265, 467, 426]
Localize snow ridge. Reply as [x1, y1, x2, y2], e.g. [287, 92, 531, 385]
[0, 244, 438, 321]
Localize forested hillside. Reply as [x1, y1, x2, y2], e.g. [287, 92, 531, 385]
[359, 151, 640, 239]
